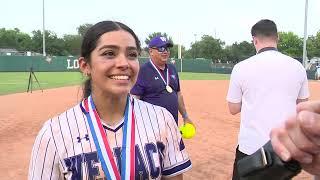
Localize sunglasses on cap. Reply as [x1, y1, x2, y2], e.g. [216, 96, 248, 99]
[151, 47, 170, 53]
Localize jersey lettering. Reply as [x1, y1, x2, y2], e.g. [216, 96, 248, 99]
[156, 142, 165, 171]
[145, 143, 160, 178]
[135, 145, 149, 179]
[85, 152, 101, 179]
[63, 143, 163, 179]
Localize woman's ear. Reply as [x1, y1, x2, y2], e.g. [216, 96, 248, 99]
[79, 57, 90, 76]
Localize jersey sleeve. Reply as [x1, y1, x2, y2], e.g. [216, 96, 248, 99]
[28, 121, 63, 180]
[130, 67, 146, 96]
[297, 69, 310, 99]
[161, 109, 192, 177]
[226, 64, 242, 103]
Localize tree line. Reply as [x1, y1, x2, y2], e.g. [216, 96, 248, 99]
[0, 24, 319, 63]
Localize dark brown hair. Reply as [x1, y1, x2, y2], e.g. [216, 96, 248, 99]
[80, 21, 141, 99]
[251, 19, 278, 39]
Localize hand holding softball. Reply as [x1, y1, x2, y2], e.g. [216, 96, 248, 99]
[180, 123, 196, 139]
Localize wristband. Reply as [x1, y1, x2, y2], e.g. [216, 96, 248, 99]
[182, 112, 188, 119]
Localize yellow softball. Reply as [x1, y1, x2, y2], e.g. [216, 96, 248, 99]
[180, 123, 196, 139]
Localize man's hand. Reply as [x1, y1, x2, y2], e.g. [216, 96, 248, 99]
[270, 101, 320, 176]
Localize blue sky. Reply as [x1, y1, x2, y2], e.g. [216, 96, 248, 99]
[1, 0, 319, 48]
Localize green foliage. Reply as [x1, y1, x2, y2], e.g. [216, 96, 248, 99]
[278, 32, 303, 57]
[183, 49, 193, 59]
[170, 44, 186, 59]
[63, 34, 82, 56]
[190, 35, 225, 61]
[0, 23, 92, 56]
[0, 28, 19, 48]
[17, 32, 32, 51]
[77, 23, 93, 37]
[307, 31, 320, 58]
[0, 28, 32, 51]
[0, 25, 319, 60]
[31, 30, 67, 56]
[223, 41, 255, 63]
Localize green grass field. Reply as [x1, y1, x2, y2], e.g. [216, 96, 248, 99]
[179, 72, 230, 80]
[0, 72, 230, 95]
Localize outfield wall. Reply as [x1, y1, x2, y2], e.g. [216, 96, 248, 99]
[0, 56, 316, 79]
[0, 56, 78, 72]
[0, 56, 232, 73]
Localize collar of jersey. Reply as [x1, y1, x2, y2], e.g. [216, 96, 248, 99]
[257, 47, 278, 54]
[101, 117, 124, 132]
[148, 60, 168, 71]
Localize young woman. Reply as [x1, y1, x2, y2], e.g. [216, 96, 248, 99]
[28, 21, 191, 180]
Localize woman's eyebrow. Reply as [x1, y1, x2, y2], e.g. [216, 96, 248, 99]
[126, 46, 138, 51]
[98, 45, 119, 51]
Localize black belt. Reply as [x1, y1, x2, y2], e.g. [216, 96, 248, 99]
[237, 141, 301, 180]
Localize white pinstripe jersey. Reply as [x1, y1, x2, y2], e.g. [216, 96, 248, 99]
[28, 98, 191, 180]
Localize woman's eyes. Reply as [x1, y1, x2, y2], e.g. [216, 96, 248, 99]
[102, 51, 115, 57]
[127, 51, 138, 59]
[101, 49, 138, 60]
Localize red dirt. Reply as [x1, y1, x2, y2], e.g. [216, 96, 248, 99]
[0, 80, 319, 179]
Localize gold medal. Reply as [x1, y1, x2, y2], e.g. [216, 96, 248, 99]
[166, 85, 173, 93]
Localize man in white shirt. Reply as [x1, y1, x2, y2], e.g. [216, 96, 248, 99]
[226, 19, 310, 180]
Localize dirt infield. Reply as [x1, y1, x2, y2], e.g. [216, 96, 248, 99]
[0, 80, 319, 179]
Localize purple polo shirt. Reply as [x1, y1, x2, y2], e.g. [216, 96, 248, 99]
[131, 61, 180, 123]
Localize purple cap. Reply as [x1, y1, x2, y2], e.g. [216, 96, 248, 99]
[148, 36, 173, 48]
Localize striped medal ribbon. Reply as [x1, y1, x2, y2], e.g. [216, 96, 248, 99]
[81, 95, 135, 180]
[149, 59, 173, 93]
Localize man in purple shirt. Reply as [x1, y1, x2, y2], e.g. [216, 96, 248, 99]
[131, 35, 193, 126]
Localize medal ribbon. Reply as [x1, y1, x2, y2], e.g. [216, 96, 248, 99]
[81, 95, 135, 180]
[150, 59, 170, 87]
